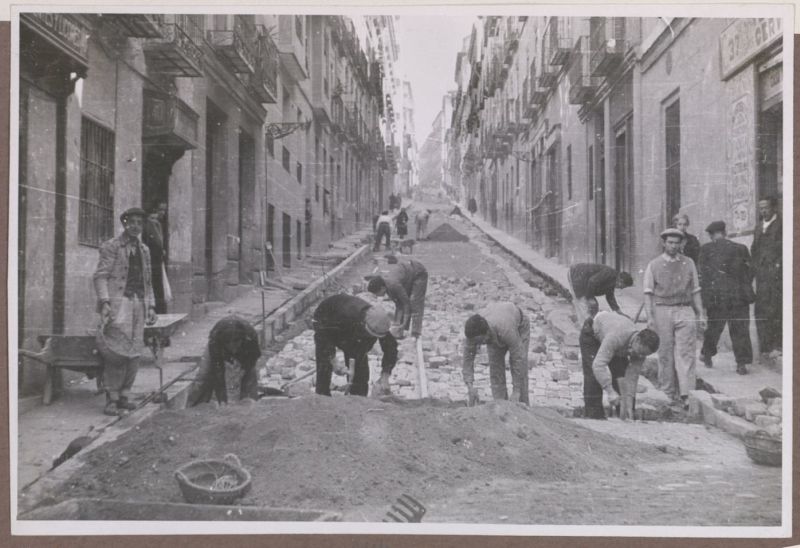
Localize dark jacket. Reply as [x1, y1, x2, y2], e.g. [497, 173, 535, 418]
[698, 238, 754, 308]
[751, 215, 782, 283]
[313, 294, 397, 372]
[681, 233, 701, 265]
[568, 263, 621, 312]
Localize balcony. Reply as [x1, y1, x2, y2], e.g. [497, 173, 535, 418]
[538, 61, 558, 88]
[590, 17, 627, 77]
[106, 14, 165, 38]
[143, 15, 204, 77]
[545, 17, 573, 66]
[142, 88, 200, 149]
[207, 16, 257, 74]
[568, 36, 599, 105]
[246, 28, 278, 104]
[277, 15, 308, 81]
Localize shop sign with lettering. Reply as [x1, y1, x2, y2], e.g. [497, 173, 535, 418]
[21, 13, 89, 66]
[719, 18, 782, 79]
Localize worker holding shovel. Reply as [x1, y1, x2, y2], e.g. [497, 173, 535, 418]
[367, 259, 428, 339]
[312, 294, 399, 397]
[186, 315, 262, 406]
[586, 311, 661, 420]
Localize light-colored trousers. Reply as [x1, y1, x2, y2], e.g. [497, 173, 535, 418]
[487, 313, 531, 404]
[652, 304, 696, 399]
[104, 296, 144, 400]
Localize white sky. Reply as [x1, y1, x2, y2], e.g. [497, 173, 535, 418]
[397, 15, 477, 139]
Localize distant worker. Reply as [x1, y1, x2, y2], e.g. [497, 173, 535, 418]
[415, 208, 431, 239]
[312, 294, 398, 397]
[581, 310, 660, 420]
[373, 210, 393, 252]
[367, 259, 429, 339]
[462, 302, 530, 406]
[467, 197, 478, 217]
[187, 315, 262, 406]
[673, 213, 701, 265]
[644, 228, 706, 408]
[567, 263, 634, 325]
[698, 221, 754, 375]
[395, 207, 409, 239]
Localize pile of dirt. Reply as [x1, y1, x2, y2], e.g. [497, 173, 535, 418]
[426, 223, 469, 242]
[51, 397, 670, 518]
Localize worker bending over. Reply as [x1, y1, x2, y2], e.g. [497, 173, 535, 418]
[187, 315, 262, 406]
[462, 302, 530, 405]
[312, 294, 399, 397]
[585, 311, 660, 420]
[367, 259, 429, 339]
[568, 263, 634, 325]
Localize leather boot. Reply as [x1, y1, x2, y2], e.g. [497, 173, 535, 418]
[117, 396, 137, 410]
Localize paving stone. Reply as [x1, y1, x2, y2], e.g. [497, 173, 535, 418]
[744, 401, 769, 422]
[767, 398, 782, 418]
[710, 393, 736, 412]
[759, 386, 781, 403]
[755, 415, 781, 428]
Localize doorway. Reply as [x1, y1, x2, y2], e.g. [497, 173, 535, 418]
[614, 116, 634, 272]
[205, 101, 226, 297]
[238, 130, 255, 283]
[757, 102, 782, 201]
[266, 203, 275, 271]
[545, 144, 562, 259]
[282, 213, 292, 269]
[594, 111, 607, 264]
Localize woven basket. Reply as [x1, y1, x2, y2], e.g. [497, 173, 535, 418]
[743, 430, 782, 467]
[175, 453, 252, 505]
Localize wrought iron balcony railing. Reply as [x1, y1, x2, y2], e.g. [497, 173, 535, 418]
[246, 27, 278, 103]
[143, 14, 204, 77]
[590, 17, 627, 77]
[107, 14, 165, 38]
[568, 36, 599, 105]
[207, 15, 257, 74]
[546, 17, 573, 66]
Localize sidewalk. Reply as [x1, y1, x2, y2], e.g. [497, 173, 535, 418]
[459, 211, 782, 403]
[17, 228, 373, 492]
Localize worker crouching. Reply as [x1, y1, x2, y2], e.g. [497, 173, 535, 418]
[462, 302, 530, 405]
[187, 316, 262, 406]
[312, 294, 399, 396]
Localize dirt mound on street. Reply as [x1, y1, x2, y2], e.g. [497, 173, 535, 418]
[426, 223, 469, 242]
[51, 397, 669, 518]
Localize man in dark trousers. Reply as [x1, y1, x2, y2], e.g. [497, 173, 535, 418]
[312, 294, 398, 397]
[367, 259, 428, 339]
[750, 196, 782, 359]
[142, 204, 167, 313]
[583, 311, 660, 420]
[568, 263, 634, 325]
[187, 315, 262, 406]
[698, 221, 754, 375]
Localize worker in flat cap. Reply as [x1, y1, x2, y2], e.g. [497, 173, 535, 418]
[311, 294, 399, 397]
[93, 207, 158, 416]
[643, 227, 706, 409]
[698, 221, 754, 375]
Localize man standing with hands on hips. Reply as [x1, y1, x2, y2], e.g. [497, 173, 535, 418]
[643, 228, 706, 409]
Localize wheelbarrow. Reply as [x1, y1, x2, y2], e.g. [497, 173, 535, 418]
[19, 335, 103, 405]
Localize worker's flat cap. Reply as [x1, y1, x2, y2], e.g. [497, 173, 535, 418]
[705, 220, 726, 234]
[120, 207, 147, 224]
[660, 228, 685, 240]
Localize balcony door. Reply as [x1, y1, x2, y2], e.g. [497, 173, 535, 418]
[614, 116, 634, 273]
[238, 130, 255, 283]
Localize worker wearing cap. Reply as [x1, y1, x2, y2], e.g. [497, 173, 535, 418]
[584, 311, 661, 420]
[698, 221, 754, 375]
[462, 302, 530, 405]
[367, 259, 428, 339]
[312, 294, 399, 397]
[93, 207, 158, 416]
[567, 263, 634, 325]
[187, 315, 263, 406]
[643, 228, 706, 407]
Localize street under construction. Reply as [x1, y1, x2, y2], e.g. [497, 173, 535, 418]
[18, 207, 781, 525]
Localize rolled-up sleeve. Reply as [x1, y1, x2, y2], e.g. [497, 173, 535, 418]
[462, 339, 478, 385]
[92, 240, 116, 309]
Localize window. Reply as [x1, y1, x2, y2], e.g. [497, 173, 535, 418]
[566, 144, 572, 200]
[315, 183, 320, 202]
[266, 134, 274, 157]
[282, 146, 291, 172]
[587, 145, 593, 201]
[79, 117, 115, 247]
[296, 162, 303, 184]
[665, 98, 681, 223]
